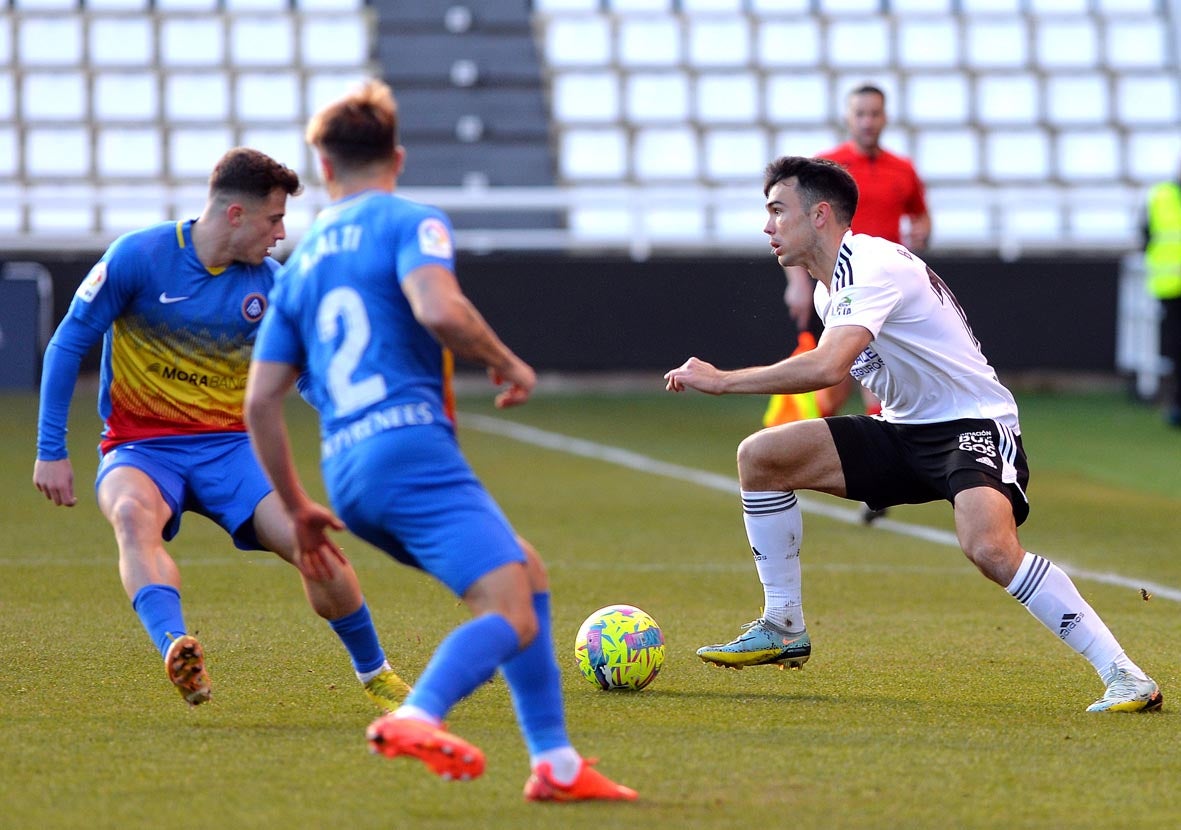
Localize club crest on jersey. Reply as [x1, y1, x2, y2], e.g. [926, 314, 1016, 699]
[241, 292, 266, 322]
[76, 262, 108, 303]
[418, 217, 453, 258]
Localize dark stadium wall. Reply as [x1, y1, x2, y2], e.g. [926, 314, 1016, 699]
[27, 251, 1119, 377]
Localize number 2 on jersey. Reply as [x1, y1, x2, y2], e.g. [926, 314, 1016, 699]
[318, 286, 386, 416]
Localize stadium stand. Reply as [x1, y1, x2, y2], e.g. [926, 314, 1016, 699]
[0, 0, 1178, 254]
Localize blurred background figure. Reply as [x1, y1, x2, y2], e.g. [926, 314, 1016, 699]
[1142, 160, 1181, 427]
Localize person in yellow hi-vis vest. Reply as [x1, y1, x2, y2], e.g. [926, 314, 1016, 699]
[1143, 172, 1181, 427]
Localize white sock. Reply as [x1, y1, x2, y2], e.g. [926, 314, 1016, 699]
[392, 704, 440, 726]
[532, 746, 581, 785]
[741, 490, 805, 633]
[1006, 552, 1144, 682]
[357, 660, 392, 685]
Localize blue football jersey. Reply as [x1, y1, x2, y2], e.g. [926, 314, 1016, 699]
[65, 219, 275, 452]
[257, 190, 458, 442]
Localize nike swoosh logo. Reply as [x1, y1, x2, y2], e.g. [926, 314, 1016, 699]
[159, 293, 191, 304]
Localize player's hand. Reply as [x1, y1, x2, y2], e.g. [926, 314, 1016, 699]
[489, 357, 536, 409]
[33, 458, 77, 507]
[291, 501, 347, 582]
[664, 357, 725, 395]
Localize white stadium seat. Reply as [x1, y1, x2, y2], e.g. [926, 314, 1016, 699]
[625, 72, 691, 123]
[896, 18, 960, 69]
[975, 74, 1039, 125]
[1043, 74, 1109, 126]
[633, 126, 699, 180]
[235, 73, 303, 122]
[1035, 19, 1099, 70]
[687, 17, 750, 67]
[1114, 74, 1180, 125]
[300, 17, 369, 67]
[763, 72, 830, 125]
[160, 18, 224, 67]
[904, 74, 970, 126]
[826, 19, 891, 69]
[18, 16, 83, 65]
[21, 73, 87, 121]
[93, 73, 160, 121]
[168, 127, 235, 177]
[545, 17, 612, 68]
[702, 128, 768, 181]
[964, 18, 1028, 69]
[553, 72, 620, 123]
[558, 128, 629, 181]
[1056, 129, 1121, 183]
[756, 18, 821, 69]
[696, 73, 760, 124]
[26, 126, 90, 176]
[913, 129, 981, 181]
[89, 18, 154, 67]
[165, 73, 230, 121]
[1125, 131, 1181, 184]
[230, 18, 297, 67]
[97, 128, 162, 177]
[984, 128, 1051, 181]
[1104, 19, 1169, 69]
[617, 17, 681, 68]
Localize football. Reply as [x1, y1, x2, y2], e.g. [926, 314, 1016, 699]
[574, 604, 665, 691]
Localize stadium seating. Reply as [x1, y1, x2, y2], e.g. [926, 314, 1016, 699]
[532, 0, 1181, 251]
[1, 0, 1179, 254]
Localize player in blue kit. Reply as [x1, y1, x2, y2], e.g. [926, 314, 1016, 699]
[244, 80, 636, 801]
[33, 147, 407, 711]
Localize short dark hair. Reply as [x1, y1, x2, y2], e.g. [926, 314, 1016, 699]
[209, 147, 302, 201]
[848, 83, 886, 104]
[763, 156, 859, 226]
[306, 79, 399, 173]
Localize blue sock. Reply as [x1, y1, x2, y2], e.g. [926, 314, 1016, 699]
[327, 601, 387, 675]
[501, 593, 570, 755]
[406, 613, 519, 721]
[131, 584, 187, 659]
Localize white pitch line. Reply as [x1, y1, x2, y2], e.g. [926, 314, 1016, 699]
[462, 412, 1181, 604]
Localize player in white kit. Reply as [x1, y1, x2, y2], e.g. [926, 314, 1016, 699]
[665, 156, 1161, 713]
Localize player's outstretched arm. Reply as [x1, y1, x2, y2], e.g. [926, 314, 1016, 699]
[402, 264, 536, 407]
[665, 325, 872, 397]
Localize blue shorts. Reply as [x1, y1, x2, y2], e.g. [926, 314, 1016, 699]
[324, 422, 525, 597]
[95, 433, 271, 550]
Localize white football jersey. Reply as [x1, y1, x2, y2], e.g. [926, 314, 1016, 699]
[816, 232, 1020, 429]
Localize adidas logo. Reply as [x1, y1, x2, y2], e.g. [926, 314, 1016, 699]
[976, 456, 997, 469]
[1058, 612, 1082, 639]
[751, 546, 766, 561]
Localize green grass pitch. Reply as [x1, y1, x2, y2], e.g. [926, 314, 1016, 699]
[1, 384, 1178, 829]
